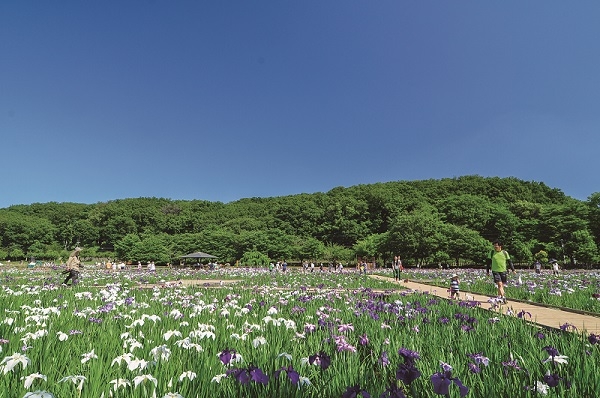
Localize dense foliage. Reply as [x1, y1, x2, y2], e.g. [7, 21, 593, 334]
[1, 176, 599, 267]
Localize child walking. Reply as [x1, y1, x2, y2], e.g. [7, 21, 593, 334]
[450, 274, 460, 300]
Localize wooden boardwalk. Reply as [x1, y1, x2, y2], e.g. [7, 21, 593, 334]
[370, 275, 600, 336]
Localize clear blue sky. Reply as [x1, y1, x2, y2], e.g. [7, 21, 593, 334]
[2, 2, 599, 209]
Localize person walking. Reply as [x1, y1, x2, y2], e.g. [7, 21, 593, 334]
[392, 256, 400, 281]
[550, 259, 560, 275]
[449, 274, 460, 300]
[534, 260, 542, 274]
[62, 247, 82, 286]
[486, 241, 515, 303]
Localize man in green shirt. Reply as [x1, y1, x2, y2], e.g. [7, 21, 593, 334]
[486, 241, 515, 303]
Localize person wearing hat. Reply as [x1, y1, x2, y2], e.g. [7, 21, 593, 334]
[550, 258, 559, 275]
[62, 247, 82, 286]
[449, 274, 460, 300]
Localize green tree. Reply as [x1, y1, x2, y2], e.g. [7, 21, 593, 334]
[567, 230, 598, 266]
[439, 224, 489, 266]
[353, 233, 387, 261]
[114, 234, 141, 262]
[387, 210, 444, 265]
[322, 242, 354, 263]
[8, 246, 25, 261]
[72, 219, 100, 248]
[197, 228, 239, 264]
[27, 241, 47, 260]
[587, 192, 600, 248]
[0, 211, 56, 249]
[437, 194, 495, 232]
[240, 250, 270, 266]
[292, 237, 325, 262]
[131, 234, 171, 264]
[534, 250, 549, 264]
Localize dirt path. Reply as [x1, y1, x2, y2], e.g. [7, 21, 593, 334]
[369, 275, 600, 335]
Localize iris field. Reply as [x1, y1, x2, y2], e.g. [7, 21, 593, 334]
[1, 266, 599, 397]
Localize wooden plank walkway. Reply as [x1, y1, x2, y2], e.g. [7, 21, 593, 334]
[369, 275, 600, 336]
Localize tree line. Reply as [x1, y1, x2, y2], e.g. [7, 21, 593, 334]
[1, 176, 599, 267]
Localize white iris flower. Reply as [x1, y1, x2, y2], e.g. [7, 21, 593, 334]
[81, 349, 98, 364]
[178, 371, 197, 382]
[0, 352, 30, 374]
[543, 355, 568, 365]
[163, 330, 182, 341]
[277, 352, 293, 361]
[211, 373, 227, 383]
[109, 378, 131, 391]
[58, 375, 86, 391]
[150, 345, 171, 361]
[133, 374, 158, 388]
[21, 372, 47, 389]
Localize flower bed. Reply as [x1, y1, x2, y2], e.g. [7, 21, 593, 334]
[0, 267, 598, 397]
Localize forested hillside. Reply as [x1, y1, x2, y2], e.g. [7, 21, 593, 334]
[1, 176, 599, 267]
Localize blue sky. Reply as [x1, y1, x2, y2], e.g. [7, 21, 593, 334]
[2, 2, 599, 209]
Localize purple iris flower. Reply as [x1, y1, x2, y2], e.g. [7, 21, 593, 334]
[341, 384, 370, 398]
[542, 346, 560, 358]
[467, 363, 481, 373]
[396, 363, 421, 385]
[588, 333, 599, 345]
[359, 334, 369, 346]
[501, 360, 523, 373]
[219, 348, 237, 365]
[308, 351, 331, 370]
[249, 366, 269, 385]
[439, 362, 452, 372]
[454, 313, 467, 321]
[535, 332, 545, 339]
[517, 310, 532, 319]
[398, 348, 420, 364]
[430, 371, 451, 395]
[226, 368, 250, 384]
[274, 365, 299, 385]
[543, 372, 561, 388]
[430, 369, 469, 397]
[379, 351, 390, 367]
[467, 352, 489, 367]
[226, 366, 269, 385]
[98, 302, 115, 312]
[560, 322, 577, 332]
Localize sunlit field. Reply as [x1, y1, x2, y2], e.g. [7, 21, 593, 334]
[1, 266, 599, 397]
